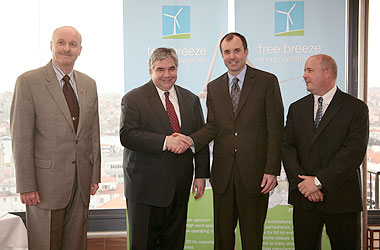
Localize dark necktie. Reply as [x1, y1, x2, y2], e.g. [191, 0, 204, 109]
[62, 75, 79, 133]
[164, 91, 180, 133]
[314, 97, 323, 128]
[231, 77, 241, 114]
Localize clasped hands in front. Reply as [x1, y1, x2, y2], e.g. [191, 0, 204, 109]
[166, 133, 193, 154]
[297, 175, 324, 203]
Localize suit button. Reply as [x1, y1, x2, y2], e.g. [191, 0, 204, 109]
[75, 140, 79, 144]
[234, 132, 238, 136]
[72, 160, 76, 164]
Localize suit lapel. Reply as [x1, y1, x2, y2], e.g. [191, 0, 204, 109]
[311, 89, 344, 145]
[218, 73, 235, 121]
[235, 67, 255, 118]
[44, 62, 76, 133]
[74, 71, 86, 135]
[146, 81, 173, 134]
[175, 85, 191, 134]
[304, 95, 315, 141]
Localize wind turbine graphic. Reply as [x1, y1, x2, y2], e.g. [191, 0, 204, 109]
[276, 3, 296, 32]
[164, 8, 183, 35]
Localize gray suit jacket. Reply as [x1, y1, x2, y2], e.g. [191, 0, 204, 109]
[10, 61, 101, 209]
[191, 65, 284, 196]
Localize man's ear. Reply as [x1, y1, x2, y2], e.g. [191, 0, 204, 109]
[324, 68, 332, 79]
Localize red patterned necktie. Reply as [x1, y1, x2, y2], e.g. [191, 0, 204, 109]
[164, 91, 180, 133]
[62, 75, 79, 133]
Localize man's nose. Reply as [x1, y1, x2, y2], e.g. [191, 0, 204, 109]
[63, 43, 71, 51]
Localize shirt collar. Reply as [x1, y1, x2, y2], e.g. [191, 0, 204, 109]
[228, 64, 247, 86]
[314, 85, 337, 106]
[52, 61, 74, 81]
[155, 84, 177, 99]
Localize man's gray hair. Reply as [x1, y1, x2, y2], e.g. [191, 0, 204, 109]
[149, 48, 178, 70]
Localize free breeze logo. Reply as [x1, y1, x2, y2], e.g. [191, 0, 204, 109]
[162, 6, 190, 39]
[275, 1, 304, 36]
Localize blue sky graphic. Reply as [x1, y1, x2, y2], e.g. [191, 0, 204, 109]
[275, 1, 304, 34]
[162, 6, 190, 37]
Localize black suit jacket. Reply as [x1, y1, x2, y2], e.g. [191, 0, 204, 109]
[191, 65, 284, 197]
[282, 88, 369, 214]
[120, 81, 210, 207]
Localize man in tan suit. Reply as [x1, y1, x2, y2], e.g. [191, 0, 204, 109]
[10, 26, 101, 250]
[174, 32, 284, 249]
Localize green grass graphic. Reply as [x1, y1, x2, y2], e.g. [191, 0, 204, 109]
[162, 33, 191, 39]
[275, 29, 304, 37]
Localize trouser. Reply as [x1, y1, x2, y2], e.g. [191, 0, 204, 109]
[213, 157, 269, 250]
[293, 205, 360, 250]
[126, 195, 188, 250]
[26, 171, 88, 250]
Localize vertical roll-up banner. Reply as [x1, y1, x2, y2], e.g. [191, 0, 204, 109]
[235, 1, 346, 249]
[123, 1, 227, 249]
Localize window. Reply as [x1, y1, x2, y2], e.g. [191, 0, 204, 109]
[367, 0, 380, 210]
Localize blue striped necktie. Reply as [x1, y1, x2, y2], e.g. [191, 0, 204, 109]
[314, 97, 323, 128]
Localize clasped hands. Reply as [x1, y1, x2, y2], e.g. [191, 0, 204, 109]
[166, 133, 193, 154]
[297, 175, 323, 203]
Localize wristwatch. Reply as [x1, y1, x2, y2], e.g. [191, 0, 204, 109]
[314, 177, 322, 188]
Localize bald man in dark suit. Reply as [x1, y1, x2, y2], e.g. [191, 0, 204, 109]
[282, 54, 369, 250]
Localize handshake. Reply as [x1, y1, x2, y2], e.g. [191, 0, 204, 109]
[166, 133, 193, 154]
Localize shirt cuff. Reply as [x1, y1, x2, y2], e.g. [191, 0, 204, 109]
[163, 136, 168, 151]
[189, 136, 195, 153]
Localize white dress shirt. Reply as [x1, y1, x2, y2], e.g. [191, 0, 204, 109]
[313, 85, 337, 120]
[313, 85, 337, 187]
[155, 85, 182, 150]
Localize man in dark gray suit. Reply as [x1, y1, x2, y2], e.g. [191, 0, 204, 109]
[282, 54, 369, 250]
[120, 48, 210, 250]
[176, 32, 284, 250]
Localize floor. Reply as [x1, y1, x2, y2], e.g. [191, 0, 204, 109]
[87, 232, 127, 250]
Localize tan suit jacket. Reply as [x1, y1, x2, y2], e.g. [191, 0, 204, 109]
[191, 65, 284, 196]
[10, 61, 101, 209]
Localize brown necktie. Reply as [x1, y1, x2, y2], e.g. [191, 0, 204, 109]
[231, 77, 240, 114]
[62, 75, 79, 133]
[164, 91, 180, 133]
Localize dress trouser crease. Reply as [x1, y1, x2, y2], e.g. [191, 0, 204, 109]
[293, 205, 360, 250]
[127, 192, 188, 250]
[213, 155, 269, 250]
[26, 167, 88, 250]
